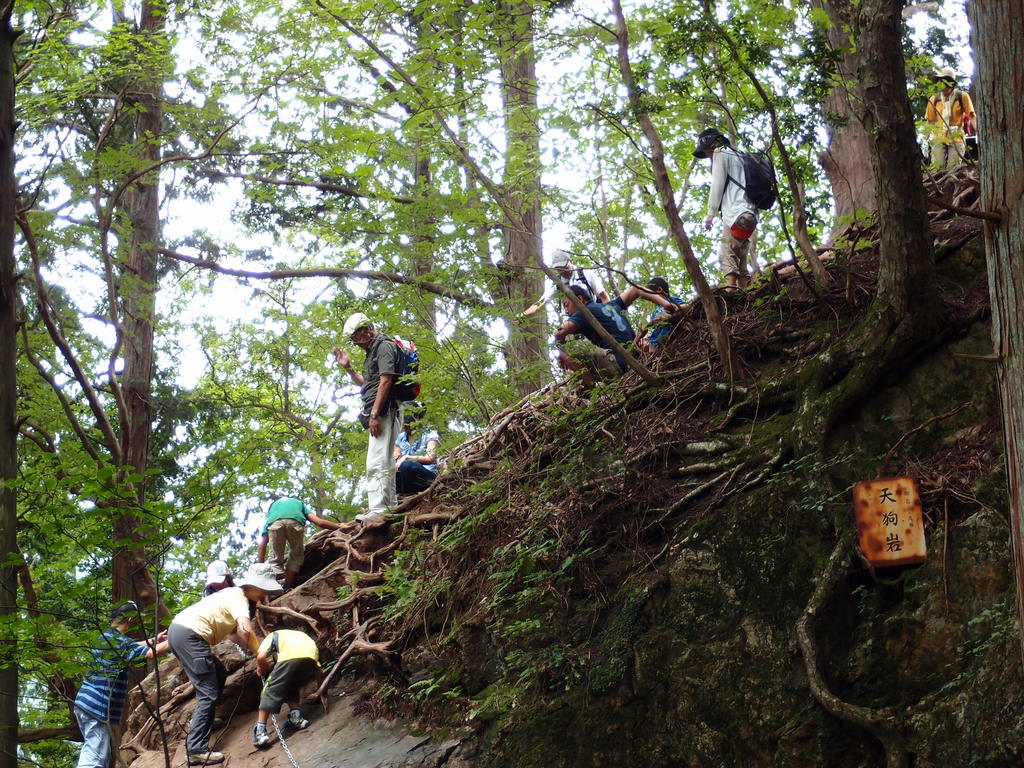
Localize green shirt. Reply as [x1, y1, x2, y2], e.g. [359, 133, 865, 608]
[262, 498, 312, 535]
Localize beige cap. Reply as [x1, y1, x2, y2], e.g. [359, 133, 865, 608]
[935, 66, 956, 80]
[342, 312, 372, 337]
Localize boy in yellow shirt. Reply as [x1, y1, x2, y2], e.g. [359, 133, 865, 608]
[252, 628, 325, 747]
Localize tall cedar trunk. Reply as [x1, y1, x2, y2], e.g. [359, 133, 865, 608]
[113, 0, 164, 612]
[0, 5, 17, 763]
[815, 0, 878, 229]
[410, 143, 437, 331]
[853, 0, 936, 326]
[967, 0, 1024, 667]
[497, 0, 546, 396]
[408, 15, 436, 331]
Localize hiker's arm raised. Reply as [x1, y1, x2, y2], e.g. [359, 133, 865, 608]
[333, 348, 364, 386]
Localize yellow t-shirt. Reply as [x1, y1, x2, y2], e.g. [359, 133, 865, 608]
[257, 629, 319, 665]
[172, 587, 251, 645]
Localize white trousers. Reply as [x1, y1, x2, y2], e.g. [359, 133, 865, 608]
[366, 406, 402, 514]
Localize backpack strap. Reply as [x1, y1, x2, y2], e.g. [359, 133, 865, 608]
[574, 268, 596, 301]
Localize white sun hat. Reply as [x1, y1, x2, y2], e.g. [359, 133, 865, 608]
[238, 563, 283, 593]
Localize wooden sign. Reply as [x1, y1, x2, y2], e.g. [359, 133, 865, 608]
[853, 477, 926, 567]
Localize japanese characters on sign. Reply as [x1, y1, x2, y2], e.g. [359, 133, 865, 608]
[853, 477, 926, 567]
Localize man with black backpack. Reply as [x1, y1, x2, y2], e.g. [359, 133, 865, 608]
[694, 128, 765, 291]
[334, 312, 403, 525]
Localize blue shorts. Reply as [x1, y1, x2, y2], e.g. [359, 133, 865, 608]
[75, 706, 112, 768]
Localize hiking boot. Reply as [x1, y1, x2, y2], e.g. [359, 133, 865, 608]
[187, 751, 225, 766]
[286, 708, 309, 730]
[355, 512, 387, 528]
[253, 724, 270, 748]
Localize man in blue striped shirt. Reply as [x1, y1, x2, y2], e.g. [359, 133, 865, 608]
[73, 601, 169, 768]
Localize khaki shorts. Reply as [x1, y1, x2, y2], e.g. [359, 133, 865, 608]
[562, 337, 624, 378]
[268, 518, 305, 574]
[719, 212, 757, 277]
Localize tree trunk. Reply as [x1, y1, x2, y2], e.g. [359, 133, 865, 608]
[113, 0, 165, 612]
[611, 0, 737, 379]
[497, 0, 547, 396]
[0, 5, 18, 765]
[798, 0, 937, 446]
[967, 0, 1024, 668]
[853, 0, 936, 326]
[815, 0, 878, 229]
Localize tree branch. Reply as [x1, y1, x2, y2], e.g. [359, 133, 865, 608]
[203, 169, 416, 205]
[158, 248, 494, 309]
[19, 216, 122, 463]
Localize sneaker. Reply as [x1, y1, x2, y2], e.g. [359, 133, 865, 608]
[286, 709, 309, 730]
[253, 725, 270, 748]
[187, 752, 225, 766]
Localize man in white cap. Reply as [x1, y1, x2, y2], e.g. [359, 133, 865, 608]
[167, 563, 282, 765]
[202, 560, 233, 597]
[332, 312, 403, 524]
[523, 249, 610, 317]
[925, 66, 976, 170]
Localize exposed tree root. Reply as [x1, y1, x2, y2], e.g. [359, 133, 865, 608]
[796, 538, 909, 768]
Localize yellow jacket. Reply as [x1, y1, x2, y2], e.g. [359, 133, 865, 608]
[926, 89, 975, 132]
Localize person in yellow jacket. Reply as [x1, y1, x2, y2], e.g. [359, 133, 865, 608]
[925, 66, 976, 170]
[251, 629, 325, 748]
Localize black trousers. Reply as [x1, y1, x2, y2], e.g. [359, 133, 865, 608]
[168, 623, 226, 755]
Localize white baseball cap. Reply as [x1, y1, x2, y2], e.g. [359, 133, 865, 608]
[550, 249, 572, 269]
[205, 560, 231, 586]
[343, 312, 372, 337]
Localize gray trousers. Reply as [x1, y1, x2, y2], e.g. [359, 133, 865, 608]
[168, 623, 226, 755]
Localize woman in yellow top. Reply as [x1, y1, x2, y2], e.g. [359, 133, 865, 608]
[925, 66, 976, 170]
[167, 563, 282, 766]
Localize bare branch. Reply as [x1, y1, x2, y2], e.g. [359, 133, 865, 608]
[203, 169, 416, 205]
[158, 248, 494, 309]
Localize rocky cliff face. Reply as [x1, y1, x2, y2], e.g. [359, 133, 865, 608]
[120, 172, 1020, 768]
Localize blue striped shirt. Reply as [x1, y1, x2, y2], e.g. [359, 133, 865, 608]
[74, 629, 149, 724]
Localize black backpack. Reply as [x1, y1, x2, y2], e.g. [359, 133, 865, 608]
[727, 150, 777, 210]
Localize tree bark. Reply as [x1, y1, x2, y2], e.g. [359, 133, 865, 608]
[112, 0, 165, 613]
[0, 4, 18, 764]
[497, 0, 547, 396]
[815, 0, 878, 229]
[798, 0, 937, 445]
[853, 0, 936, 326]
[967, 0, 1024, 668]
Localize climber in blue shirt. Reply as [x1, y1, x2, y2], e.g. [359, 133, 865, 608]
[73, 601, 169, 768]
[553, 283, 679, 385]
